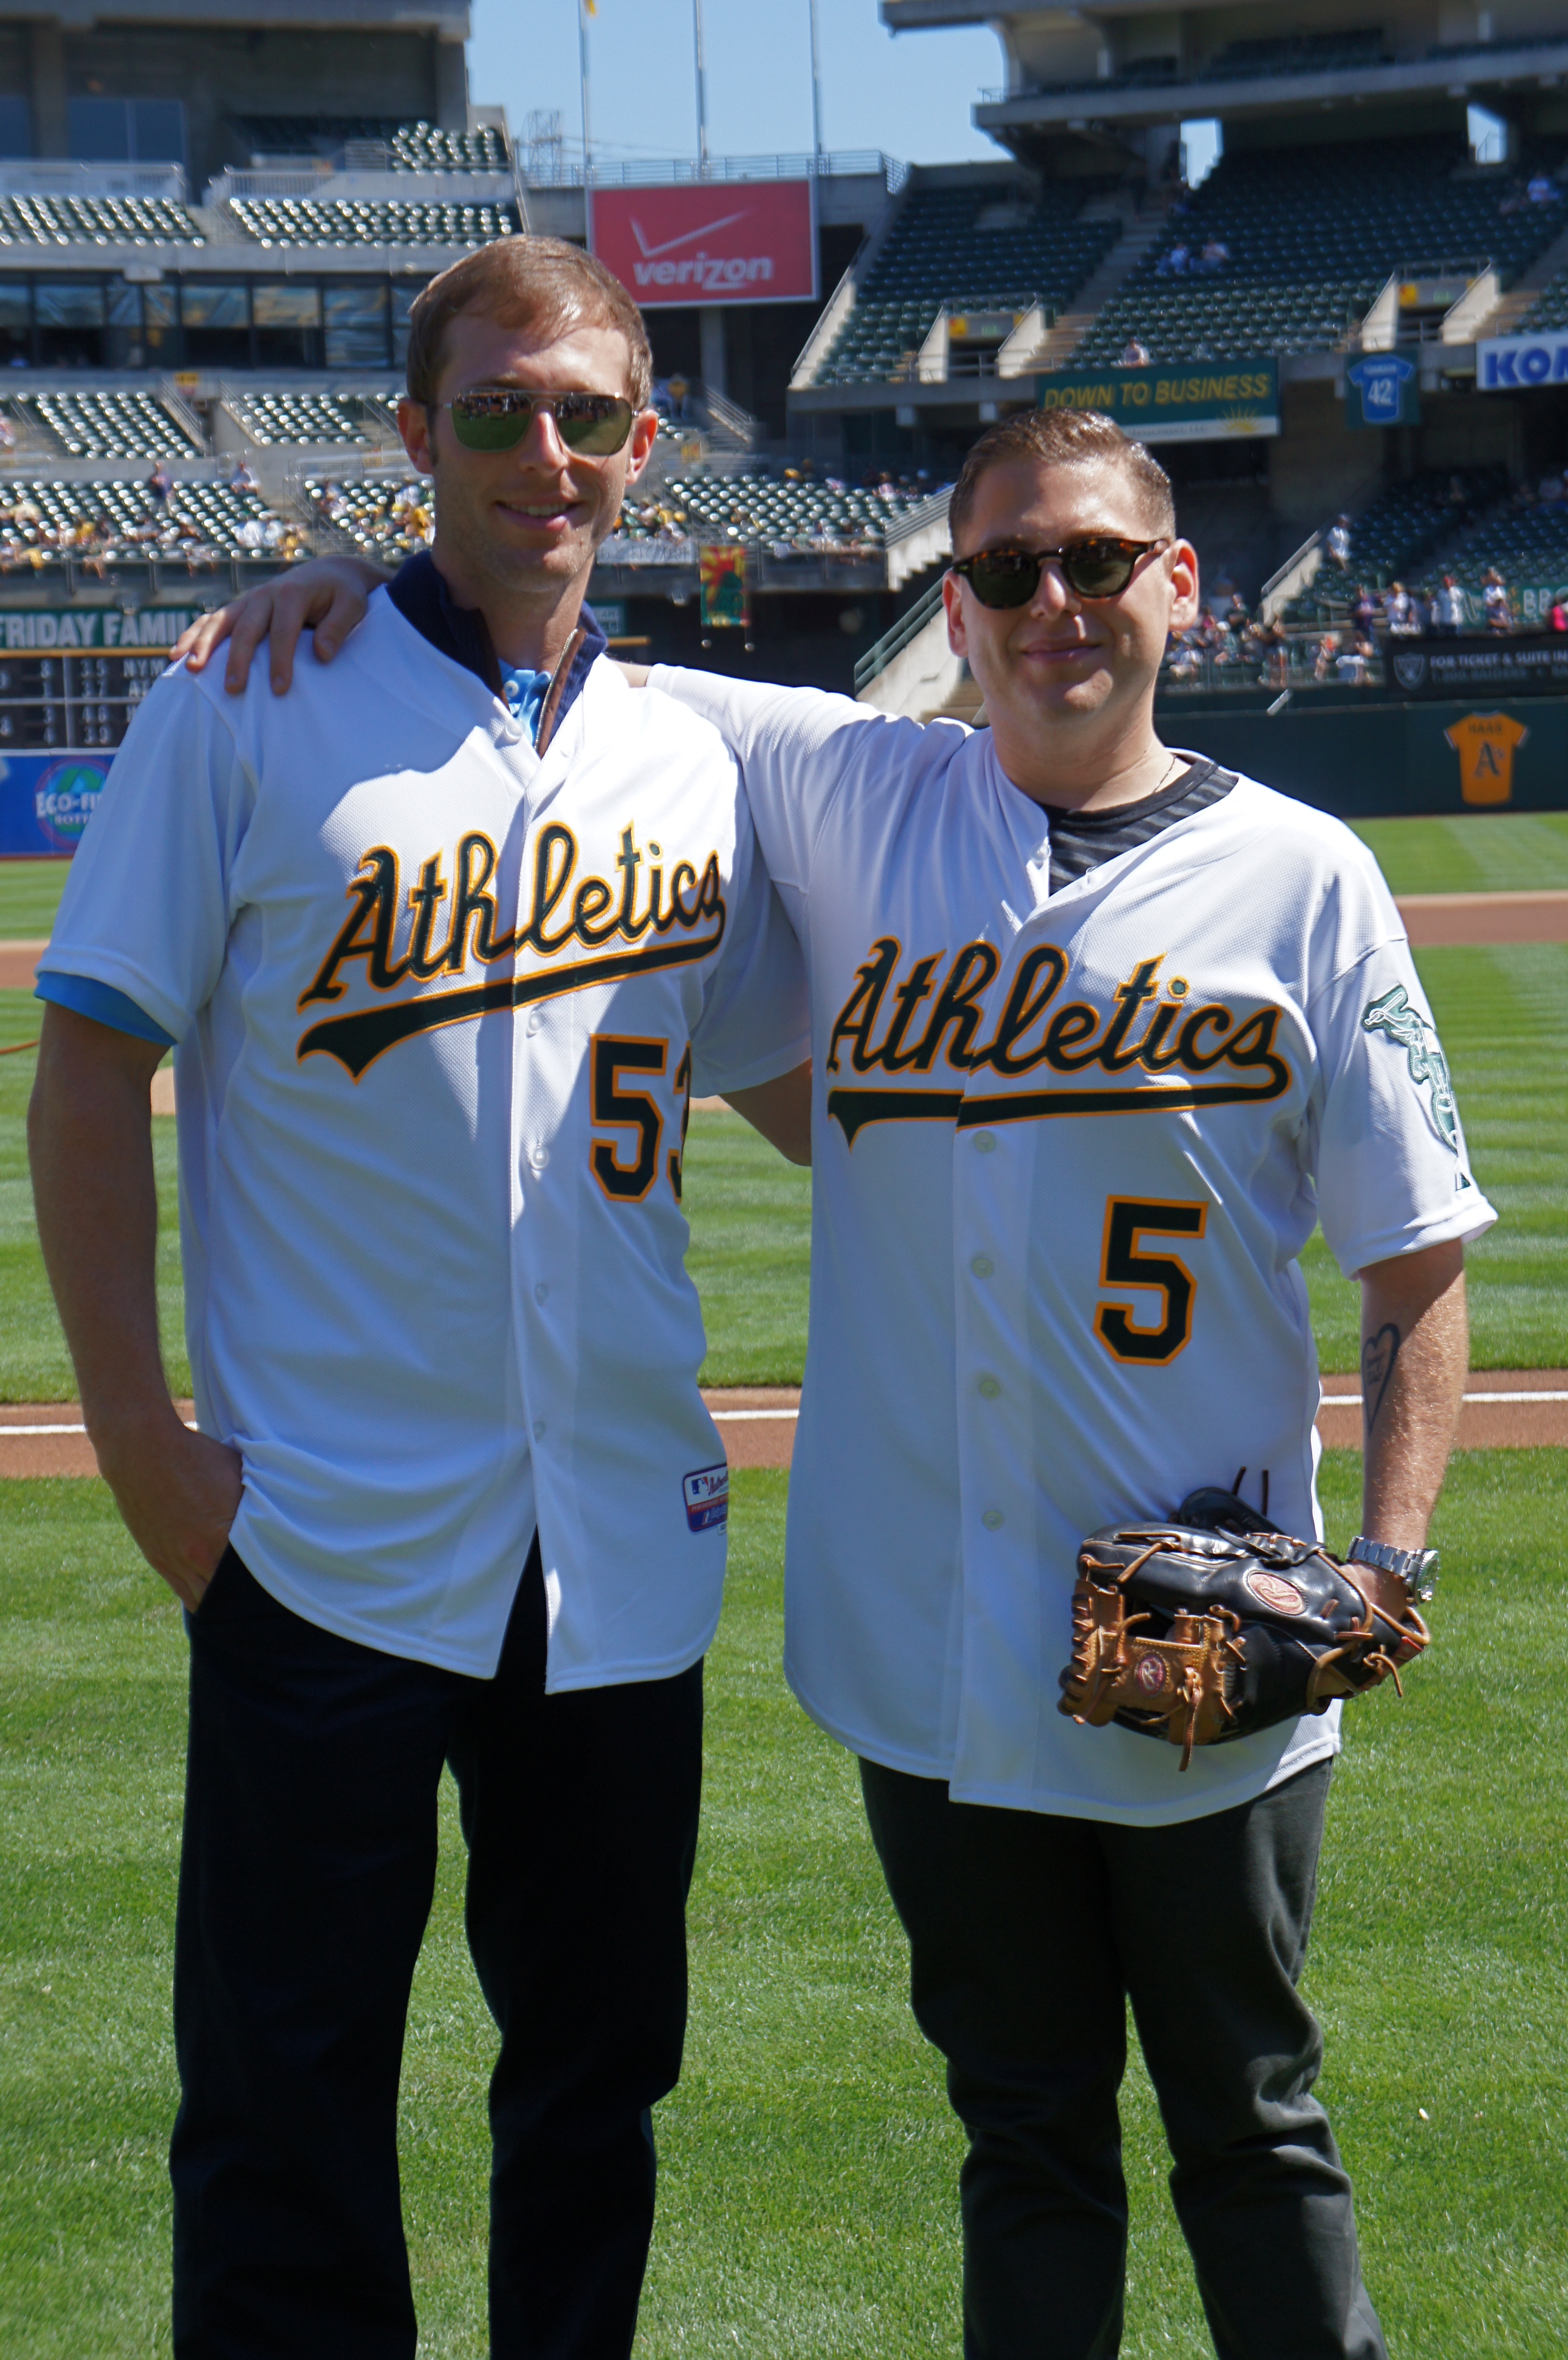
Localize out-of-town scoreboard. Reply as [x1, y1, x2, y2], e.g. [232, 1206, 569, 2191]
[0, 606, 199, 751]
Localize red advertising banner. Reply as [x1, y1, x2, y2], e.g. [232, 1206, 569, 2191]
[589, 181, 816, 308]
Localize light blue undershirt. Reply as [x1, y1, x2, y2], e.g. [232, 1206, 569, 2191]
[39, 664, 557, 1045]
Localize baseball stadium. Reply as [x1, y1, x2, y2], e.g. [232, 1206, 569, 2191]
[0, 0, 1564, 2351]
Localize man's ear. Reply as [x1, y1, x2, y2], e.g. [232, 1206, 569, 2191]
[623, 408, 660, 487]
[397, 398, 436, 477]
[943, 571, 968, 659]
[1167, 537, 1201, 633]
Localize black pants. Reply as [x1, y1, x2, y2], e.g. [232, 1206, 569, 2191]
[859, 1759, 1385, 2360]
[171, 1543, 703, 2360]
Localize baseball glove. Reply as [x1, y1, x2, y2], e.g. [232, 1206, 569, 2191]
[1057, 1488, 1430, 1771]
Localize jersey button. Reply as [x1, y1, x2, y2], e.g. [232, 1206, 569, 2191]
[526, 1011, 542, 1036]
[529, 1144, 549, 1170]
[978, 1376, 1001, 1399]
[970, 1254, 993, 1278]
[972, 1131, 997, 1154]
[981, 1508, 1004, 1530]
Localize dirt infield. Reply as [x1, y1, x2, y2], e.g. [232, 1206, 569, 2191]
[4, 1377, 1562, 1480]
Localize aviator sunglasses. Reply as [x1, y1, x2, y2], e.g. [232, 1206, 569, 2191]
[439, 388, 638, 455]
[949, 535, 1171, 608]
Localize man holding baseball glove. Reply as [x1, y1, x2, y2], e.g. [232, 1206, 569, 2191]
[181, 405, 1490, 2358]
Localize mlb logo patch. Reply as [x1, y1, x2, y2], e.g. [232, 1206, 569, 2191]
[683, 1463, 730, 1532]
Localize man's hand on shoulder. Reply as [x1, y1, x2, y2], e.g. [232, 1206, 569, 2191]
[172, 556, 388, 698]
[94, 1407, 244, 1613]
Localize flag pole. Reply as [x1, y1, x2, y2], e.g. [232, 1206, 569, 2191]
[693, 0, 710, 177]
[808, 0, 825, 167]
[578, 0, 594, 184]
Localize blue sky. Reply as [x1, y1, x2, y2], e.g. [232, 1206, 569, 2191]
[469, 0, 1006, 170]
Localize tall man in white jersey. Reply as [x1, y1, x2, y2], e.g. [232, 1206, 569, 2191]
[184, 406, 1488, 2358]
[28, 239, 810, 2358]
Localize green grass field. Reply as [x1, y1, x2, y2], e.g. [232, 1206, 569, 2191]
[1350, 811, 1568, 896]
[0, 860, 68, 941]
[2, 1452, 1564, 2358]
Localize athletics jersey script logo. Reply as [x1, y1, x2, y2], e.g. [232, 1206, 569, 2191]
[1360, 984, 1458, 1147]
[823, 941, 1291, 1143]
[296, 822, 725, 1077]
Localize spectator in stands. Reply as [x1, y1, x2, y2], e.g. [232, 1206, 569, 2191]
[1199, 237, 1230, 270]
[1482, 568, 1513, 633]
[1159, 241, 1190, 276]
[1314, 628, 1342, 682]
[1527, 171, 1561, 206]
[1119, 337, 1151, 366]
[1336, 634, 1374, 687]
[147, 460, 174, 506]
[1350, 584, 1380, 640]
[1326, 515, 1351, 571]
[1384, 581, 1419, 635]
[1434, 573, 1466, 635]
[230, 457, 259, 496]
[1258, 618, 1291, 688]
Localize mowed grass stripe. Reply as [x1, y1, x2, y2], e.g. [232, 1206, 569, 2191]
[0, 858, 68, 942]
[1351, 811, 1568, 897]
[1, 1453, 1564, 2356]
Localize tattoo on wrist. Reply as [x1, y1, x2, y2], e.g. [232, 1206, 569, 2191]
[1362, 1322, 1400, 1438]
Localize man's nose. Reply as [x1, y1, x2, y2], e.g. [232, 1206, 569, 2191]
[511, 406, 574, 470]
[1027, 558, 1078, 619]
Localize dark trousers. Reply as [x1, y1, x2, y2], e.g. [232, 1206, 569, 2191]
[171, 1542, 703, 2360]
[859, 1759, 1385, 2360]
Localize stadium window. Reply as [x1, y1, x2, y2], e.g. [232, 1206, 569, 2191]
[391, 279, 429, 373]
[324, 280, 390, 370]
[106, 276, 145, 369]
[0, 276, 27, 366]
[0, 98, 30, 159]
[143, 281, 178, 364]
[255, 281, 323, 369]
[67, 97, 186, 167]
[35, 279, 107, 368]
[1179, 119, 1222, 187]
[181, 281, 251, 368]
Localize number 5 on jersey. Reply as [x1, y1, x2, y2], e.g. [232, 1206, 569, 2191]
[1095, 1196, 1207, 1365]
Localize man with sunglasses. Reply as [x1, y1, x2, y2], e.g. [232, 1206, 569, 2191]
[29, 237, 810, 2359]
[178, 404, 1484, 2360]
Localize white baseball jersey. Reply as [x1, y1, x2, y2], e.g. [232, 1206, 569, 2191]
[652, 668, 1496, 1825]
[42, 591, 808, 1682]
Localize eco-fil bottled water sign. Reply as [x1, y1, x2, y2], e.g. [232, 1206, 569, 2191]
[1476, 331, 1568, 390]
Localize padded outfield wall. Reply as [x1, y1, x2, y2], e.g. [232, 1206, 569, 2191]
[1161, 696, 1568, 818]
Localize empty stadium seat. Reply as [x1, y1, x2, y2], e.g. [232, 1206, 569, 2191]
[614, 464, 946, 548]
[0, 477, 300, 564]
[230, 196, 518, 249]
[815, 182, 1121, 386]
[1075, 137, 1568, 367]
[233, 390, 398, 447]
[0, 193, 205, 248]
[23, 389, 206, 460]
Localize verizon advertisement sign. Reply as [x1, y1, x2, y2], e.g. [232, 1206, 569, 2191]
[590, 181, 817, 307]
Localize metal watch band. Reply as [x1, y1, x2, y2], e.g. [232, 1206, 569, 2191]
[1348, 1534, 1439, 1600]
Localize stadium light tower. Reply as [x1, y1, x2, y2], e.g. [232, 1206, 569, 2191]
[693, 0, 710, 176]
[808, 0, 825, 165]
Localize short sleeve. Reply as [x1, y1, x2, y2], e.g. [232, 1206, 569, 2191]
[649, 665, 906, 895]
[688, 775, 810, 1098]
[37, 669, 252, 1044]
[1311, 938, 1497, 1277]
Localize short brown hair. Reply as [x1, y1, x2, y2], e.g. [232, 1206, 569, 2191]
[406, 235, 653, 408]
[948, 408, 1176, 551]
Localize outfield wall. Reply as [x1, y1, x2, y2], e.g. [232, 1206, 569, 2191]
[1, 694, 1565, 853]
[1158, 697, 1568, 818]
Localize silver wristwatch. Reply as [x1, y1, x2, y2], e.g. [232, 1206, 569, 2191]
[1347, 1534, 1439, 1602]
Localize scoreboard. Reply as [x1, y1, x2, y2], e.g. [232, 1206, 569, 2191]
[0, 605, 205, 751]
[0, 650, 170, 750]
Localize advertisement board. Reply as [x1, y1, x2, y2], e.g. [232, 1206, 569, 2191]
[1476, 328, 1568, 391]
[589, 181, 816, 307]
[1034, 358, 1278, 443]
[1384, 633, 1568, 699]
[0, 749, 113, 856]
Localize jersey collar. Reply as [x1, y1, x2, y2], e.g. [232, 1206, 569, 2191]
[387, 549, 608, 753]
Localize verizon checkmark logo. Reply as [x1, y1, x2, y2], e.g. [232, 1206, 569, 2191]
[630, 209, 750, 258]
